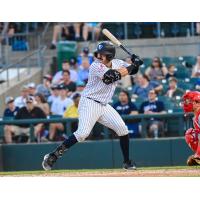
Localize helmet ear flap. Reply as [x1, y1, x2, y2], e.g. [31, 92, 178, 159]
[106, 54, 113, 61]
[94, 51, 98, 58]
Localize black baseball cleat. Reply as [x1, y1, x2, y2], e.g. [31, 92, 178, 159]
[42, 153, 57, 170]
[123, 160, 137, 170]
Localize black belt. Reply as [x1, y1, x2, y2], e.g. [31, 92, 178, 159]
[86, 97, 106, 106]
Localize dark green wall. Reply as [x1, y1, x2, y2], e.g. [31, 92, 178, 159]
[0, 145, 3, 171]
[0, 138, 193, 171]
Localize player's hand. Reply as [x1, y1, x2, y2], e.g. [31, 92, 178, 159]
[131, 54, 143, 66]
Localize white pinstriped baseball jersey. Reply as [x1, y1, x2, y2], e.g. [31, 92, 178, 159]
[73, 58, 130, 142]
[81, 59, 129, 104]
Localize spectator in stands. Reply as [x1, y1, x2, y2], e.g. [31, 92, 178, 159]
[36, 74, 52, 99]
[0, 22, 16, 44]
[47, 84, 60, 105]
[52, 60, 78, 83]
[145, 57, 168, 81]
[27, 82, 37, 96]
[196, 23, 200, 35]
[165, 64, 177, 80]
[60, 70, 77, 95]
[77, 57, 90, 83]
[82, 23, 102, 41]
[191, 55, 200, 77]
[77, 47, 94, 66]
[49, 93, 80, 141]
[3, 97, 19, 118]
[34, 93, 50, 116]
[51, 84, 73, 116]
[14, 85, 29, 108]
[4, 96, 46, 143]
[139, 89, 166, 138]
[50, 23, 82, 49]
[76, 81, 86, 93]
[165, 77, 184, 100]
[132, 74, 163, 100]
[113, 90, 139, 138]
[69, 57, 78, 70]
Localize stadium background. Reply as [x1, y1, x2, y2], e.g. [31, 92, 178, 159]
[0, 22, 199, 172]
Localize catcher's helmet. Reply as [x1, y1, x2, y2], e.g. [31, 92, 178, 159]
[94, 42, 116, 61]
[181, 91, 200, 113]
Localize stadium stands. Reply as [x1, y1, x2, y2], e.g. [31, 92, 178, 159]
[1, 22, 200, 143]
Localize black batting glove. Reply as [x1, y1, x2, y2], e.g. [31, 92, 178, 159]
[131, 54, 143, 66]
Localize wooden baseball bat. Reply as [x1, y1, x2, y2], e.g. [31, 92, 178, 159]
[102, 28, 132, 56]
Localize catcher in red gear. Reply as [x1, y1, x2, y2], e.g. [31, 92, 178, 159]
[181, 91, 200, 165]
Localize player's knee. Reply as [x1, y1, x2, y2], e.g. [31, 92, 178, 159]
[74, 131, 90, 142]
[185, 129, 198, 152]
[115, 124, 129, 136]
[185, 128, 195, 144]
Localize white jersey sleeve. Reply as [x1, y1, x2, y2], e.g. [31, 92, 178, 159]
[117, 59, 129, 68]
[90, 61, 109, 79]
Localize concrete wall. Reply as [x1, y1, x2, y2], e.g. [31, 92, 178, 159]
[0, 137, 192, 171]
[78, 36, 200, 58]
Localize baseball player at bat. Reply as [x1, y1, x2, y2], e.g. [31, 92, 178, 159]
[42, 41, 143, 170]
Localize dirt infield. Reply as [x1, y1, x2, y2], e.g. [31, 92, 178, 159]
[1, 167, 200, 177]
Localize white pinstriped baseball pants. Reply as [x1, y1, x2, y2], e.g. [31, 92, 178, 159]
[73, 96, 129, 142]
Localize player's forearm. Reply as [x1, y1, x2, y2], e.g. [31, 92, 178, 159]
[117, 64, 139, 77]
[117, 68, 129, 77]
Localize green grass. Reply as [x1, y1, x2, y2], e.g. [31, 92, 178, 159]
[0, 166, 200, 176]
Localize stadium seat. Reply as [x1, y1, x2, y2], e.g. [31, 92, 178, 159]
[177, 81, 193, 90]
[162, 57, 181, 66]
[189, 77, 200, 87]
[176, 65, 190, 79]
[157, 96, 174, 111]
[182, 56, 196, 66]
[142, 58, 152, 67]
[131, 97, 144, 109]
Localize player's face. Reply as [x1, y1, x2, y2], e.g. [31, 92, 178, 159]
[193, 100, 200, 112]
[96, 53, 109, 65]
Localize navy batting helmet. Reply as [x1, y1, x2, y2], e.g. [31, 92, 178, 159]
[94, 42, 116, 61]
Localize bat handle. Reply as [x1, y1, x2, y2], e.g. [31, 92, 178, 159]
[120, 45, 132, 56]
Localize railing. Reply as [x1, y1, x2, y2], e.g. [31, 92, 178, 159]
[0, 23, 50, 67]
[0, 112, 193, 142]
[0, 46, 46, 87]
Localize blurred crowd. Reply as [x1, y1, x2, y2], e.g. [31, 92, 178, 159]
[2, 43, 200, 144]
[50, 23, 102, 49]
